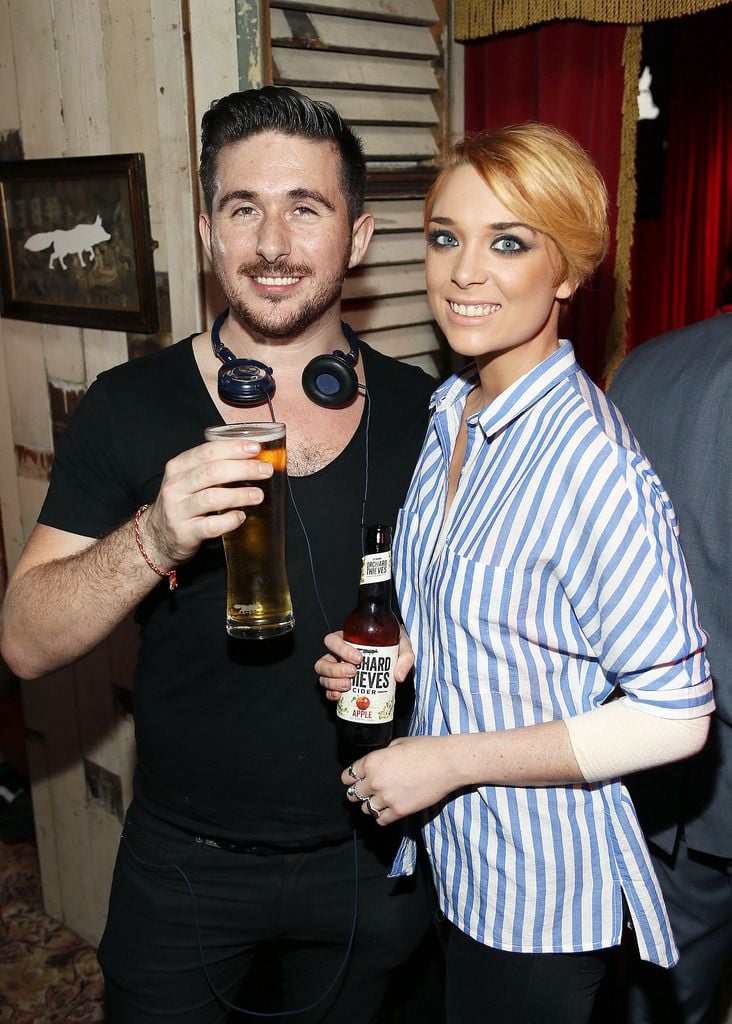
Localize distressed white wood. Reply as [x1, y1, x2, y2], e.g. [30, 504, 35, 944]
[42, 324, 85, 384]
[344, 293, 433, 332]
[366, 199, 425, 232]
[188, 0, 240, 166]
[0, 0, 21, 131]
[361, 322, 440, 359]
[187, 0, 240, 324]
[99, 0, 165, 263]
[304, 87, 437, 125]
[83, 328, 129, 387]
[24, 729, 63, 921]
[18, 475, 51, 540]
[269, 0, 438, 24]
[8, 0, 65, 157]
[343, 262, 425, 300]
[2, 320, 53, 452]
[151, 0, 204, 340]
[52, 0, 111, 155]
[361, 232, 425, 266]
[358, 124, 437, 160]
[270, 8, 438, 57]
[273, 47, 439, 91]
[0, 326, 24, 571]
[447, 8, 465, 143]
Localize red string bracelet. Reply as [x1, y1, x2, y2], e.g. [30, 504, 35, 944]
[134, 504, 178, 590]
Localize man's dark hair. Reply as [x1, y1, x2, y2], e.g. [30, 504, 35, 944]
[199, 86, 367, 223]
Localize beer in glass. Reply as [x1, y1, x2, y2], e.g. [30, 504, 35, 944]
[204, 423, 294, 639]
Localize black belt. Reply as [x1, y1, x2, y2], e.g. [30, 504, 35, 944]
[193, 832, 354, 857]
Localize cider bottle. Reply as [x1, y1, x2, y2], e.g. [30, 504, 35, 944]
[337, 525, 401, 749]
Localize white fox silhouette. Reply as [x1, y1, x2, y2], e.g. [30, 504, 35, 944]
[24, 214, 111, 270]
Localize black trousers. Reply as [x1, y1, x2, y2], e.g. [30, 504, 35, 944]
[626, 837, 732, 1024]
[98, 801, 432, 1024]
[445, 923, 610, 1024]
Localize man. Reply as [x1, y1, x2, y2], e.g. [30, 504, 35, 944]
[0, 87, 436, 1023]
[608, 313, 732, 1024]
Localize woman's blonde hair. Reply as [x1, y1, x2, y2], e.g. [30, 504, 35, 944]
[424, 123, 609, 288]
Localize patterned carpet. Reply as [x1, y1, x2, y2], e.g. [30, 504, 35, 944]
[0, 837, 106, 1023]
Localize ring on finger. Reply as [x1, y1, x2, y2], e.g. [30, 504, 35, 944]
[347, 764, 364, 782]
[365, 797, 383, 819]
[347, 783, 368, 802]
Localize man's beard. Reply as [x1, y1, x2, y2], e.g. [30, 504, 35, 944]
[214, 251, 351, 340]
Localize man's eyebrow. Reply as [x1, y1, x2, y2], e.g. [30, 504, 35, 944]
[216, 188, 335, 212]
[288, 188, 335, 212]
[217, 189, 257, 211]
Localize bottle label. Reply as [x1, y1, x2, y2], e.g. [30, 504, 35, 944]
[336, 642, 399, 725]
[359, 551, 392, 585]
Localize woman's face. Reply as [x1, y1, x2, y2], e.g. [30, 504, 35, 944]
[425, 163, 573, 382]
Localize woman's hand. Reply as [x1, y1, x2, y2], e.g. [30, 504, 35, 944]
[315, 627, 415, 702]
[341, 735, 460, 826]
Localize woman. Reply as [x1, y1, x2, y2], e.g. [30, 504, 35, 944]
[316, 124, 713, 1023]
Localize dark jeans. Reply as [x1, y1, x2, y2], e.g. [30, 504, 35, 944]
[446, 923, 610, 1024]
[98, 801, 432, 1023]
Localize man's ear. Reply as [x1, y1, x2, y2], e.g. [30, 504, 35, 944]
[348, 212, 375, 270]
[198, 212, 213, 261]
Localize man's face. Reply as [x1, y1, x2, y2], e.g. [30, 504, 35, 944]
[199, 132, 367, 340]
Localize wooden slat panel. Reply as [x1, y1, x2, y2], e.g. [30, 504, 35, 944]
[366, 199, 425, 232]
[273, 47, 438, 92]
[364, 322, 440, 359]
[42, 324, 84, 384]
[357, 124, 436, 161]
[303, 87, 437, 125]
[151, 0, 204, 339]
[53, 0, 111, 155]
[83, 328, 129, 387]
[8, 0, 65, 158]
[270, 0, 438, 24]
[343, 293, 433, 332]
[3, 320, 53, 452]
[362, 232, 425, 266]
[343, 262, 425, 300]
[270, 8, 437, 58]
[0, 0, 21, 131]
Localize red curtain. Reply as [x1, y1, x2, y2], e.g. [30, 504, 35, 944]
[465, 22, 627, 383]
[628, 5, 732, 348]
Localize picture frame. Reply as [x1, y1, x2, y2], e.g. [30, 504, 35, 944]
[0, 153, 158, 333]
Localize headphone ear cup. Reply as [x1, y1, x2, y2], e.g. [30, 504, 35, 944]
[302, 353, 359, 408]
[218, 360, 276, 406]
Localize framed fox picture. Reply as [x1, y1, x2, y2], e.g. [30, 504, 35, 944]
[0, 153, 158, 332]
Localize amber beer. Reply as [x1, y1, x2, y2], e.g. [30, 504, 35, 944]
[337, 524, 400, 749]
[204, 423, 294, 639]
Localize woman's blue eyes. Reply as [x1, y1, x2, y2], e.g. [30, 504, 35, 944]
[426, 230, 529, 254]
[493, 236, 528, 254]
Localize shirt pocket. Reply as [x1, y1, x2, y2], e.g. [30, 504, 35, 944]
[435, 543, 527, 697]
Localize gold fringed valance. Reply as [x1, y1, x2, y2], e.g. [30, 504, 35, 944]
[604, 25, 642, 384]
[455, 0, 729, 39]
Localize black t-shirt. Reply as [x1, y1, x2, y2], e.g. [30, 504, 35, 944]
[39, 333, 434, 844]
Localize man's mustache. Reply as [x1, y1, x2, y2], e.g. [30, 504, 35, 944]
[237, 260, 312, 278]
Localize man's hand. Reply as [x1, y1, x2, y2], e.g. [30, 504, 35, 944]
[139, 437, 274, 569]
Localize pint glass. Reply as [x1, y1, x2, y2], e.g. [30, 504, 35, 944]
[204, 423, 294, 639]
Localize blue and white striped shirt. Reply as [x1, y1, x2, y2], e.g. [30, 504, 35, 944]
[391, 340, 713, 966]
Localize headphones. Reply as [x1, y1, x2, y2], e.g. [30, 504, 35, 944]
[211, 309, 360, 409]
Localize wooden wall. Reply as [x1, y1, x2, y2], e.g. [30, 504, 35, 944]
[0, 0, 248, 944]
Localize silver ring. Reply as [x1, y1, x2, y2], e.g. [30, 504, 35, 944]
[366, 797, 382, 819]
[347, 783, 368, 802]
[347, 764, 364, 782]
